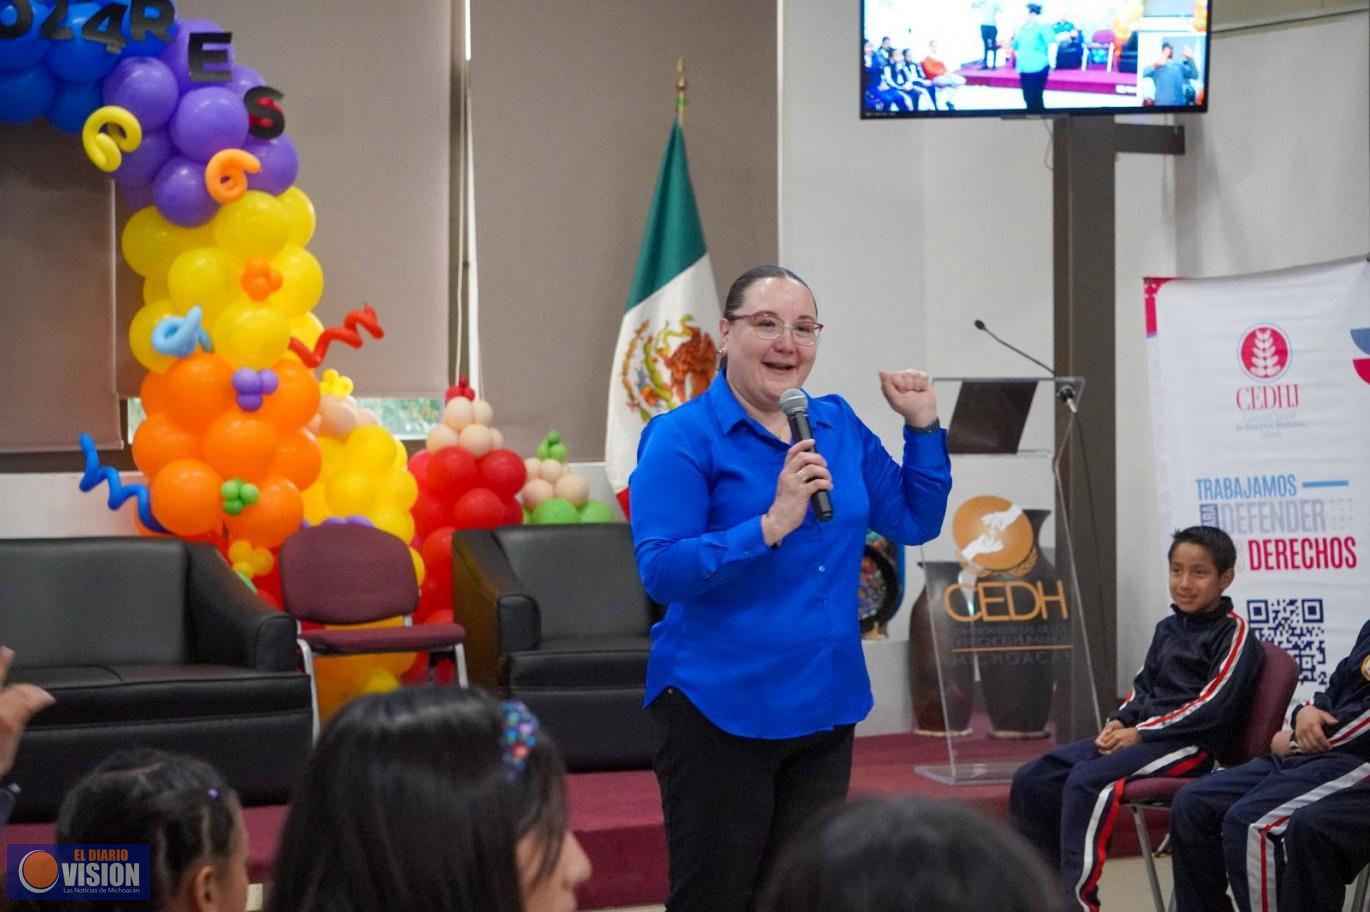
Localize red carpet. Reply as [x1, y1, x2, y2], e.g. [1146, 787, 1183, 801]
[959, 64, 1138, 97]
[1, 733, 1168, 910]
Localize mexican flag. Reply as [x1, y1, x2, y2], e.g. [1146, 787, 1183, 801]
[605, 120, 720, 512]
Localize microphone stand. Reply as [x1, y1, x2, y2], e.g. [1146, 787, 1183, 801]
[973, 320, 1104, 733]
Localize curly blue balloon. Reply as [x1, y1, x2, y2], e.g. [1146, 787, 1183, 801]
[151, 304, 213, 357]
[77, 432, 167, 532]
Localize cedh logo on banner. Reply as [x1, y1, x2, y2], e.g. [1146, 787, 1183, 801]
[1352, 327, 1370, 384]
[1236, 324, 1300, 412]
[6, 845, 151, 902]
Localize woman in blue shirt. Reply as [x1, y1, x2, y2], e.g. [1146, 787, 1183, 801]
[630, 265, 952, 912]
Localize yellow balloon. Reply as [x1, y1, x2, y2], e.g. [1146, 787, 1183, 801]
[286, 312, 324, 365]
[128, 300, 177, 372]
[167, 247, 237, 323]
[360, 668, 400, 695]
[213, 190, 290, 263]
[143, 277, 170, 308]
[371, 506, 415, 544]
[376, 467, 419, 511]
[213, 302, 291, 369]
[392, 438, 409, 470]
[301, 482, 331, 525]
[410, 547, 426, 585]
[122, 207, 193, 279]
[266, 245, 324, 318]
[317, 437, 346, 483]
[345, 426, 398, 474]
[82, 105, 142, 173]
[278, 187, 316, 247]
[326, 470, 376, 515]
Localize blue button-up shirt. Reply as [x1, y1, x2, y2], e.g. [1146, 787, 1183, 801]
[630, 379, 952, 739]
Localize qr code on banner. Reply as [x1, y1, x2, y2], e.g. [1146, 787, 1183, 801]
[1247, 598, 1328, 686]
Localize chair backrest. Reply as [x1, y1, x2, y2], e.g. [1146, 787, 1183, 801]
[1219, 640, 1298, 767]
[1091, 29, 1115, 44]
[279, 524, 418, 625]
[491, 523, 658, 640]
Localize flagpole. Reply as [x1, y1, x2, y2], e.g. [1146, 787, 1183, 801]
[675, 57, 687, 126]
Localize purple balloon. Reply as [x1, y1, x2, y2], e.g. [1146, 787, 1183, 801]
[223, 64, 263, 99]
[244, 134, 299, 195]
[103, 56, 179, 131]
[153, 155, 218, 227]
[113, 127, 174, 187]
[158, 18, 234, 93]
[120, 182, 156, 210]
[169, 86, 248, 162]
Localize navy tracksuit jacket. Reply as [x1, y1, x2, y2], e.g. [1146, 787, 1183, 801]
[1171, 619, 1370, 912]
[1010, 598, 1263, 912]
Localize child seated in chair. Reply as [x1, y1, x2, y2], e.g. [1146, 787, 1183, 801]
[1009, 525, 1264, 912]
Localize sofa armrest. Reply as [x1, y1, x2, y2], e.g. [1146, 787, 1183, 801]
[185, 544, 297, 672]
[453, 531, 542, 691]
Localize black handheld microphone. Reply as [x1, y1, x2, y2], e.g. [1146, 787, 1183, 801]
[973, 319, 1077, 411]
[779, 388, 834, 522]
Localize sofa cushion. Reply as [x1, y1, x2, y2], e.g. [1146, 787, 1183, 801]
[0, 538, 191, 667]
[503, 635, 650, 690]
[11, 664, 311, 727]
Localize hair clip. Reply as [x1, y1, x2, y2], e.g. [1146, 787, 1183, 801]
[500, 700, 539, 780]
[207, 788, 220, 801]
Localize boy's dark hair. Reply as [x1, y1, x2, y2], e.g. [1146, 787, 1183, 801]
[53, 749, 240, 912]
[758, 796, 1063, 912]
[266, 686, 569, 912]
[1168, 525, 1237, 574]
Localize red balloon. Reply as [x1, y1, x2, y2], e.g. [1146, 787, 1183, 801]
[420, 526, 455, 587]
[408, 449, 434, 488]
[452, 487, 504, 530]
[479, 449, 528, 500]
[411, 490, 450, 542]
[426, 447, 479, 499]
[416, 574, 449, 621]
[501, 497, 525, 527]
[423, 609, 454, 626]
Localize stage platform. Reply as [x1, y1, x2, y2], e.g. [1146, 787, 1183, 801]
[959, 63, 1137, 97]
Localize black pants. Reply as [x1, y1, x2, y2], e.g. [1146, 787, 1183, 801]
[981, 24, 998, 67]
[1020, 67, 1049, 111]
[649, 688, 855, 912]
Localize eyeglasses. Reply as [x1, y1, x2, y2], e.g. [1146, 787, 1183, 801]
[726, 312, 824, 345]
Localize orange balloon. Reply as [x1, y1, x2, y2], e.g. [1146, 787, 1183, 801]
[271, 428, 323, 489]
[202, 411, 282, 482]
[150, 459, 224, 537]
[164, 354, 236, 433]
[225, 476, 304, 548]
[258, 360, 321, 432]
[132, 412, 201, 477]
[139, 371, 168, 415]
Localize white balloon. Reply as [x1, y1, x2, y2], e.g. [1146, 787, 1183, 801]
[426, 424, 461, 452]
[554, 472, 590, 508]
[443, 397, 475, 431]
[472, 399, 495, 427]
[521, 478, 555, 509]
[459, 423, 494, 458]
[540, 459, 565, 483]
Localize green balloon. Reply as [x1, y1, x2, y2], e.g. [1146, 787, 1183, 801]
[532, 498, 580, 525]
[578, 500, 615, 523]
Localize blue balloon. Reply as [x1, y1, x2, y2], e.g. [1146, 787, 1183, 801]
[120, 0, 176, 59]
[45, 77, 102, 132]
[0, 1, 51, 71]
[42, 2, 120, 84]
[0, 65, 55, 124]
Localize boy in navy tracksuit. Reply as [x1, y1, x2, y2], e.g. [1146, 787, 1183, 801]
[1010, 526, 1264, 912]
[1170, 620, 1370, 912]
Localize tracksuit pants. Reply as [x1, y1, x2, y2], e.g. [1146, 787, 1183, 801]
[1010, 736, 1214, 911]
[1170, 753, 1370, 912]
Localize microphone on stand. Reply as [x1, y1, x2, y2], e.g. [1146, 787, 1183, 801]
[779, 389, 834, 522]
[973, 319, 1077, 413]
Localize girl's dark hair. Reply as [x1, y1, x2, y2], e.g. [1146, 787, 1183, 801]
[1169, 525, 1237, 574]
[719, 265, 816, 374]
[758, 796, 1065, 912]
[54, 749, 240, 912]
[266, 687, 568, 912]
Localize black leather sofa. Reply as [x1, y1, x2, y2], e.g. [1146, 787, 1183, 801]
[452, 524, 659, 771]
[0, 537, 313, 822]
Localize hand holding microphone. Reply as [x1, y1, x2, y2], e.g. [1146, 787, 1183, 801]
[768, 390, 834, 540]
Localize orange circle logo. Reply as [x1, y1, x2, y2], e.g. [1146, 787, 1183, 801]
[951, 495, 1035, 573]
[18, 850, 60, 893]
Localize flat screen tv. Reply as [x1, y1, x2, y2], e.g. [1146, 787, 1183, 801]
[860, 0, 1211, 118]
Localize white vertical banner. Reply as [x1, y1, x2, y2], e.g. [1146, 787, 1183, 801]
[1146, 256, 1370, 703]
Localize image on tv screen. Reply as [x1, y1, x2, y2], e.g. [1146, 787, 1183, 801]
[860, 0, 1211, 118]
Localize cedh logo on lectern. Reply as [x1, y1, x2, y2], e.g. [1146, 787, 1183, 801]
[6, 845, 151, 902]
